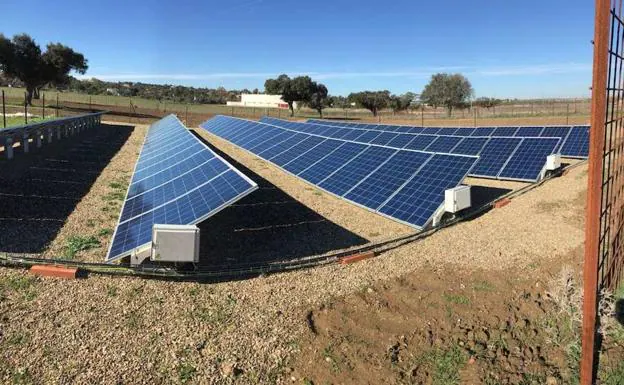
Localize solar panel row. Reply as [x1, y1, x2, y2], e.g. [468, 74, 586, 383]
[106, 115, 257, 262]
[261, 117, 560, 182]
[303, 118, 588, 158]
[201, 115, 478, 229]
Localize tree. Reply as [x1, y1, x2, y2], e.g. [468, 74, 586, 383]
[264, 74, 319, 116]
[420, 73, 473, 116]
[474, 97, 502, 109]
[349, 90, 391, 116]
[307, 83, 329, 117]
[389, 92, 415, 112]
[0, 34, 88, 105]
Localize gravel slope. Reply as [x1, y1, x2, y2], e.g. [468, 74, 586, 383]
[0, 121, 588, 384]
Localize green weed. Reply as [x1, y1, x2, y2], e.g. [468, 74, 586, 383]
[98, 228, 113, 237]
[177, 361, 197, 383]
[443, 293, 471, 305]
[473, 281, 495, 291]
[64, 235, 100, 259]
[430, 344, 466, 385]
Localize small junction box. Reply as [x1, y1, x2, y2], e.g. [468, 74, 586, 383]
[545, 154, 561, 171]
[444, 186, 471, 214]
[151, 224, 200, 263]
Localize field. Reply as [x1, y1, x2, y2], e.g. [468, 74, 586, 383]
[0, 113, 622, 384]
[1, 86, 591, 129]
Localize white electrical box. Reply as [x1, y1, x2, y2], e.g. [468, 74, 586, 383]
[545, 154, 561, 171]
[151, 224, 200, 263]
[445, 186, 471, 214]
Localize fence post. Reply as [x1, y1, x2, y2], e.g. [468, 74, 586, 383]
[580, 0, 610, 384]
[56, 93, 59, 117]
[474, 107, 477, 127]
[24, 92, 28, 125]
[185, 105, 189, 125]
[566, 103, 570, 125]
[42, 93, 45, 120]
[2, 90, 5, 128]
[421, 104, 424, 127]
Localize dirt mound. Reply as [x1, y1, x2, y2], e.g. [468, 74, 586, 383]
[290, 248, 591, 384]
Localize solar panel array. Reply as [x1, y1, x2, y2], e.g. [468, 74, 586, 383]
[106, 114, 257, 262]
[201, 115, 478, 229]
[261, 117, 560, 182]
[304, 118, 589, 159]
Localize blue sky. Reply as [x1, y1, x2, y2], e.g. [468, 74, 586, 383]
[1, 0, 593, 98]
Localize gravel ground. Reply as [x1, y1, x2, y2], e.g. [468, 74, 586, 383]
[0, 120, 588, 384]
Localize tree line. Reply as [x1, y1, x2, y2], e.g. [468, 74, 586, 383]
[0, 33, 504, 114]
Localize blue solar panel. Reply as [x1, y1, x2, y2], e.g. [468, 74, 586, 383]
[259, 133, 308, 159]
[470, 137, 522, 177]
[560, 126, 589, 158]
[341, 129, 368, 141]
[120, 157, 230, 223]
[540, 126, 571, 152]
[109, 170, 254, 260]
[107, 115, 257, 262]
[129, 150, 216, 197]
[498, 138, 560, 181]
[449, 127, 476, 136]
[270, 136, 324, 165]
[378, 154, 477, 227]
[470, 127, 496, 137]
[319, 146, 398, 196]
[344, 151, 432, 210]
[404, 135, 437, 151]
[299, 142, 368, 184]
[283, 139, 342, 175]
[386, 133, 417, 148]
[205, 116, 480, 229]
[514, 127, 544, 137]
[370, 132, 399, 146]
[451, 137, 490, 156]
[491, 127, 519, 137]
[354, 130, 382, 143]
[425, 136, 463, 153]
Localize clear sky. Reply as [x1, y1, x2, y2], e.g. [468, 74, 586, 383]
[1, 0, 593, 98]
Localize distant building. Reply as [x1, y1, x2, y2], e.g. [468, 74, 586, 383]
[226, 94, 294, 109]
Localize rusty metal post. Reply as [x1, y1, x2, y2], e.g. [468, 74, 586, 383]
[580, 0, 610, 384]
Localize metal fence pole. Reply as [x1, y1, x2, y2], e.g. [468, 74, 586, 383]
[24, 92, 28, 125]
[42, 93, 45, 119]
[580, 0, 610, 384]
[2, 90, 6, 128]
[185, 105, 189, 125]
[56, 93, 59, 117]
[474, 106, 477, 127]
[566, 103, 570, 125]
[421, 104, 424, 127]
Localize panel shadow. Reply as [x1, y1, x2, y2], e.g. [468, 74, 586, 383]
[191, 132, 369, 269]
[0, 123, 134, 253]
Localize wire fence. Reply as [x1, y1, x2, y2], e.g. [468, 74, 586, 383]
[1, 87, 590, 130]
[581, 0, 624, 384]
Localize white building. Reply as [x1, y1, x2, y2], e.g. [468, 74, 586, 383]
[226, 94, 295, 109]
